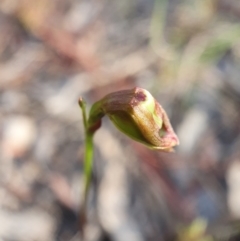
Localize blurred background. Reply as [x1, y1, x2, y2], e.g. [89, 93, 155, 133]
[1, 0, 240, 240]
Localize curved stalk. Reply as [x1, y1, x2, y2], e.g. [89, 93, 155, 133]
[78, 98, 94, 237]
[83, 133, 93, 203]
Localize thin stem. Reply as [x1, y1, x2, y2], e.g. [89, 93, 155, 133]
[83, 133, 94, 202]
[78, 98, 95, 239]
[79, 98, 95, 203]
[79, 132, 94, 238]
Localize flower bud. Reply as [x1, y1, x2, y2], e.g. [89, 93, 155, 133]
[88, 87, 179, 151]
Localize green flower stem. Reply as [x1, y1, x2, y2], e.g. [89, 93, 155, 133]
[83, 133, 93, 201]
[79, 98, 94, 200]
[78, 98, 95, 236]
[79, 98, 95, 200]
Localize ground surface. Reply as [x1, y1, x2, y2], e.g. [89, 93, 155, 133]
[0, 0, 240, 240]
